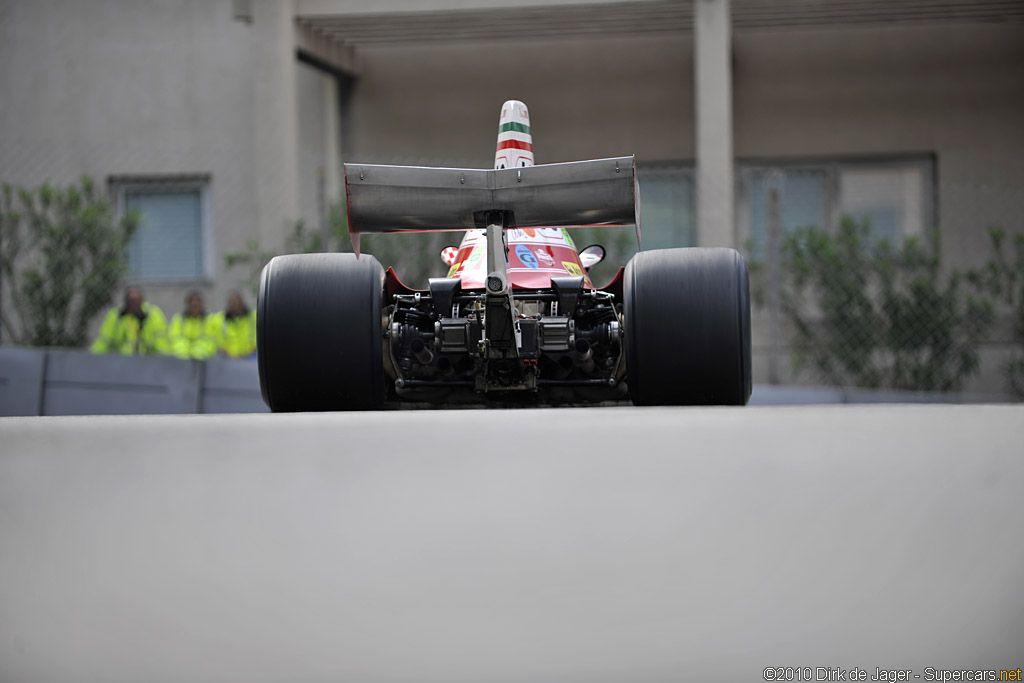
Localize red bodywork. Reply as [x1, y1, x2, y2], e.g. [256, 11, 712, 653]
[445, 227, 594, 290]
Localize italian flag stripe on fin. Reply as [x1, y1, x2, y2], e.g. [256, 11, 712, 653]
[500, 121, 531, 134]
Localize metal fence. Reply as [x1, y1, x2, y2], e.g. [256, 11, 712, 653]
[744, 167, 1024, 400]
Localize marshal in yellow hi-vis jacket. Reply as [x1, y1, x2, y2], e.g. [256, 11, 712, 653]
[90, 288, 170, 356]
[210, 291, 257, 358]
[168, 291, 221, 360]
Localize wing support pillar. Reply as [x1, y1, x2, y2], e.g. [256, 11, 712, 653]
[473, 210, 530, 392]
[477, 211, 521, 365]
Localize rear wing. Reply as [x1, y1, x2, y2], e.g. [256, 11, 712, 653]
[344, 156, 640, 253]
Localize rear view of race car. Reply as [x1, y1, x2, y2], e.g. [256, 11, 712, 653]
[257, 101, 751, 411]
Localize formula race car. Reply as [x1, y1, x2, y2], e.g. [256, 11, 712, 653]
[257, 101, 751, 411]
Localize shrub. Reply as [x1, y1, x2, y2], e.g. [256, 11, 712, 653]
[965, 226, 1024, 398]
[0, 178, 139, 348]
[765, 215, 994, 391]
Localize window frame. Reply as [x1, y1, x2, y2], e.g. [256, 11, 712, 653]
[735, 155, 937, 253]
[109, 174, 213, 284]
[635, 162, 697, 249]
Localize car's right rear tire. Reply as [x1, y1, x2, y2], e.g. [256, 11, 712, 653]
[624, 247, 752, 406]
[257, 253, 386, 412]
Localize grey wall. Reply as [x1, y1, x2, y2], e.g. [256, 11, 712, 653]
[345, 34, 694, 168]
[0, 0, 300, 327]
[732, 22, 1024, 270]
[295, 60, 343, 238]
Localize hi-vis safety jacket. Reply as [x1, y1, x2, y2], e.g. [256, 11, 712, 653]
[168, 313, 221, 360]
[90, 303, 169, 355]
[211, 309, 257, 358]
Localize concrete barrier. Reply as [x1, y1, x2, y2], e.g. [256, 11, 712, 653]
[0, 347, 268, 415]
[749, 383, 1016, 405]
[748, 384, 844, 405]
[0, 347, 1016, 416]
[0, 346, 45, 416]
[42, 349, 202, 415]
[201, 357, 268, 414]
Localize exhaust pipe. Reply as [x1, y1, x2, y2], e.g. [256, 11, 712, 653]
[410, 338, 434, 365]
[573, 338, 595, 374]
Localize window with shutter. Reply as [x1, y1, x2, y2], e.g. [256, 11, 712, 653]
[110, 177, 210, 281]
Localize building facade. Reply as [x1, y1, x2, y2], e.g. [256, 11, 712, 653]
[2, 0, 1022, 391]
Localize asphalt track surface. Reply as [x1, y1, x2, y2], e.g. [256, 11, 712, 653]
[1, 404, 1022, 682]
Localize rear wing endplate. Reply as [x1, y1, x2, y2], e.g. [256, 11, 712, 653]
[344, 156, 640, 253]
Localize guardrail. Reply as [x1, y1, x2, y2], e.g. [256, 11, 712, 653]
[0, 347, 267, 416]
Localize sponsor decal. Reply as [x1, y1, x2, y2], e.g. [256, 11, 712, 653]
[507, 229, 573, 247]
[562, 261, 583, 276]
[447, 263, 461, 278]
[534, 247, 555, 266]
[516, 244, 539, 269]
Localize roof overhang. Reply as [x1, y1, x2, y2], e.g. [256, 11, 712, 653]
[296, 0, 1024, 52]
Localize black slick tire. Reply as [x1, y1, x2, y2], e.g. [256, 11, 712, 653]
[624, 247, 752, 406]
[257, 253, 386, 412]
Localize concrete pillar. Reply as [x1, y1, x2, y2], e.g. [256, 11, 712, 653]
[251, 0, 301, 250]
[324, 74, 342, 203]
[695, 0, 734, 247]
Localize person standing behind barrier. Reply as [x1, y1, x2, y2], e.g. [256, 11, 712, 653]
[212, 291, 257, 358]
[91, 287, 169, 355]
[168, 291, 220, 360]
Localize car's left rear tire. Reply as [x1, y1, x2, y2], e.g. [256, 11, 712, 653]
[258, 253, 386, 412]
